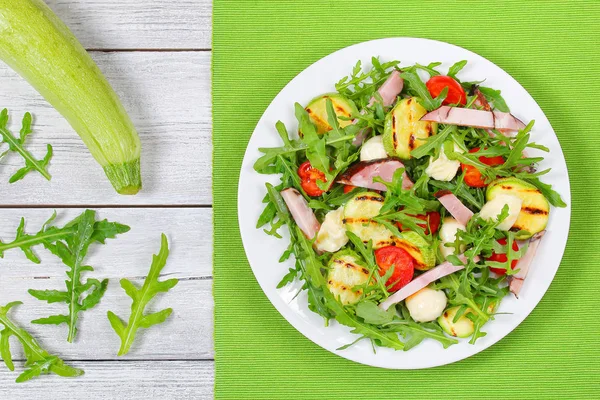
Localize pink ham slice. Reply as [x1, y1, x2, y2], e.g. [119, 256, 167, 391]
[369, 70, 403, 108]
[509, 231, 546, 297]
[421, 106, 526, 132]
[435, 191, 474, 226]
[337, 159, 413, 191]
[280, 188, 320, 239]
[380, 254, 480, 310]
[352, 71, 404, 146]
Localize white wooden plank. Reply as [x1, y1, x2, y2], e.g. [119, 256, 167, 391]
[0, 208, 213, 278]
[0, 208, 213, 360]
[0, 51, 212, 205]
[0, 360, 213, 399]
[45, 0, 212, 50]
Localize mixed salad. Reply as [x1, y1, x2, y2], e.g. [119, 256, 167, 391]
[254, 58, 566, 351]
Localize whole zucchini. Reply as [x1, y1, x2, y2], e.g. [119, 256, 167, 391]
[0, 0, 142, 194]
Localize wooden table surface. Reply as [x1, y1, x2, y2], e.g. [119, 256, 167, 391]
[0, 1, 213, 398]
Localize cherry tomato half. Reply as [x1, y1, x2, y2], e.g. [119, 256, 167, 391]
[343, 185, 356, 194]
[426, 75, 467, 106]
[396, 211, 441, 235]
[298, 161, 327, 197]
[487, 238, 520, 275]
[461, 147, 505, 188]
[374, 246, 415, 292]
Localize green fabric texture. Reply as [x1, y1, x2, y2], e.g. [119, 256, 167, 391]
[213, 1, 600, 398]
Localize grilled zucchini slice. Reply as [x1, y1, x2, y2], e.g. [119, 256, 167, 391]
[327, 251, 371, 305]
[438, 306, 475, 338]
[343, 192, 394, 249]
[486, 177, 549, 239]
[383, 97, 438, 159]
[393, 231, 436, 271]
[305, 93, 358, 134]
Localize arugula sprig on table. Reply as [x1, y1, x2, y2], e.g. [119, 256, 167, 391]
[28, 210, 129, 343]
[107, 234, 178, 356]
[0, 109, 53, 183]
[0, 301, 83, 383]
[0, 211, 130, 264]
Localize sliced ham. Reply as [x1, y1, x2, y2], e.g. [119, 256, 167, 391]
[280, 188, 320, 239]
[421, 106, 526, 133]
[352, 71, 404, 146]
[493, 111, 527, 132]
[509, 231, 546, 297]
[369, 70, 403, 108]
[380, 254, 480, 310]
[337, 159, 413, 191]
[435, 191, 474, 226]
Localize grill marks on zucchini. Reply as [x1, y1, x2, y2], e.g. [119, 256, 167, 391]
[343, 192, 395, 249]
[383, 97, 438, 159]
[304, 93, 358, 134]
[487, 177, 550, 239]
[327, 253, 371, 305]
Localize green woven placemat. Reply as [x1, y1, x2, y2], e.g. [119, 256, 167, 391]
[213, 1, 600, 398]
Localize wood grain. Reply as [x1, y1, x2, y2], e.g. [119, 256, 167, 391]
[0, 52, 212, 206]
[0, 0, 215, 393]
[45, 0, 212, 50]
[0, 361, 213, 399]
[0, 209, 213, 360]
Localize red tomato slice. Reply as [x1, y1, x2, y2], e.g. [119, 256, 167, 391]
[487, 238, 520, 275]
[461, 148, 505, 188]
[396, 211, 441, 235]
[343, 185, 356, 194]
[298, 161, 327, 197]
[426, 75, 467, 106]
[374, 246, 414, 292]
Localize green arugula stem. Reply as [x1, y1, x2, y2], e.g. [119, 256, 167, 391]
[0, 126, 51, 181]
[0, 229, 74, 254]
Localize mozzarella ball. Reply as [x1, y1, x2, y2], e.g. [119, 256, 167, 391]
[315, 207, 348, 253]
[438, 217, 466, 258]
[479, 194, 523, 230]
[425, 142, 463, 181]
[360, 135, 388, 161]
[405, 287, 447, 322]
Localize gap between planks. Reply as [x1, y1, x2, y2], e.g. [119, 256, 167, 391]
[86, 48, 212, 53]
[0, 204, 213, 209]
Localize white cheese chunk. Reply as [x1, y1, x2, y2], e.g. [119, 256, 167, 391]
[438, 217, 466, 258]
[425, 142, 462, 181]
[360, 135, 388, 161]
[405, 287, 447, 322]
[479, 194, 523, 230]
[315, 207, 348, 253]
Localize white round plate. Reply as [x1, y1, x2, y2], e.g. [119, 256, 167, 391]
[238, 38, 571, 369]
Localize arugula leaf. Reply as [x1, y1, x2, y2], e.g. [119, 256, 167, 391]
[0, 109, 53, 183]
[325, 291, 404, 351]
[355, 300, 395, 325]
[0, 211, 130, 264]
[400, 70, 446, 111]
[0, 301, 83, 383]
[107, 234, 178, 356]
[29, 210, 128, 342]
[478, 86, 510, 112]
[410, 125, 455, 158]
[521, 176, 567, 208]
[384, 318, 458, 351]
[447, 60, 467, 79]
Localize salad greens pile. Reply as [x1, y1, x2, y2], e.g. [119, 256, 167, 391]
[255, 57, 566, 351]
